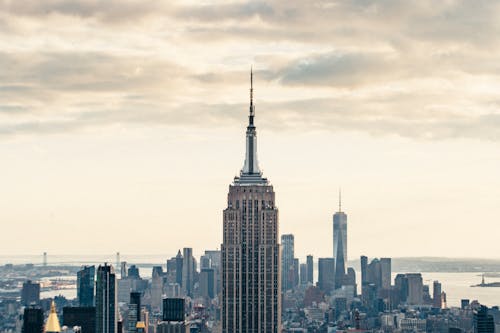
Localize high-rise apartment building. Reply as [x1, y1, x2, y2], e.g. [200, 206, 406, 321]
[77, 265, 95, 307]
[333, 194, 347, 290]
[281, 234, 294, 291]
[306, 255, 314, 284]
[221, 71, 281, 333]
[96, 263, 117, 333]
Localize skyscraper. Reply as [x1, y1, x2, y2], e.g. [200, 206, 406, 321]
[182, 247, 194, 297]
[333, 192, 347, 290]
[299, 263, 307, 285]
[175, 250, 183, 286]
[318, 258, 335, 295]
[380, 258, 391, 290]
[96, 263, 117, 333]
[433, 280, 442, 308]
[221, 70, 281, 333]
[22, 307, 43, 333]
[306, 255, 314, 284]
[77, 265, 95, 307]
[473, 306, 495, 333]
[406, 273, 423, 305]
[281, 234, 294, 291]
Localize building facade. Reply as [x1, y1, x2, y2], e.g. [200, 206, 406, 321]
[221, 71, 281, 333]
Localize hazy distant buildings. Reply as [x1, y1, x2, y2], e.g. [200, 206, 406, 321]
[221, 71, 281, 333]
[96, 263, 117, 333]
[333, 195, 347, 290]
[21, 280, 40, 306]
[77, 265, 95, 307]
[318, 258, 335, 295]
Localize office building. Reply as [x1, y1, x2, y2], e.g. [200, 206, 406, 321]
[406, 273, 424, 305]
[96, 263, 117, 333]
[77, 265, 95, 307]
[221, 71, 281, 333]
[380, 258, 391, 290]
[318, 258, 335, 295]
[63, 307, 96, 333]
[128, 292, 141, 333]
[360, 255, 368, 287]
[281, 234, 295, 291]
[333, 194, 347, 290]
[300, 263, 307, 285]
[120, 262, 127, 279]
[473, 306, 495, 333]
[181, 248, 194, 297]
[433, 281, 442, 308]
[306, 255, 314, 284]
[163, 298, 185, 322]
[151, 266, 164, 311]
[22, 307, 43, 333]
[293, 258, 299, 288]
[200, 268, 215, 299]
[175, 250, 183, 286]
[128, 265, 140, 279]
[21, 280, 40, 306]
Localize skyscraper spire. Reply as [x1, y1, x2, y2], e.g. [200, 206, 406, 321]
[238, 68, 265, 183]
[249, 67, 255, 126]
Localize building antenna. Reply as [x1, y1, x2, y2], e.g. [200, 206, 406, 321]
[339, 188, 342, 212]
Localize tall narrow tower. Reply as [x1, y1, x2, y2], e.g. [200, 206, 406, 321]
[333, 190, 347, 290]
[222, 70, 281, 333]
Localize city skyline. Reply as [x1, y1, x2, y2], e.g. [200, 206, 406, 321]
[1, 1, 500, 258]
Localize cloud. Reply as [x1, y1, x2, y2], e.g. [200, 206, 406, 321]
[0, 0, 499, 141]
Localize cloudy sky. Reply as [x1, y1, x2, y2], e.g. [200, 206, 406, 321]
[1, 0, 499, 260]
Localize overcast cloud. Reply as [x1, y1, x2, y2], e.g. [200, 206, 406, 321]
[1, 0, 499, 140]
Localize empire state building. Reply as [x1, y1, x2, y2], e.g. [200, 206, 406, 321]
[221, 70, 281, 333]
